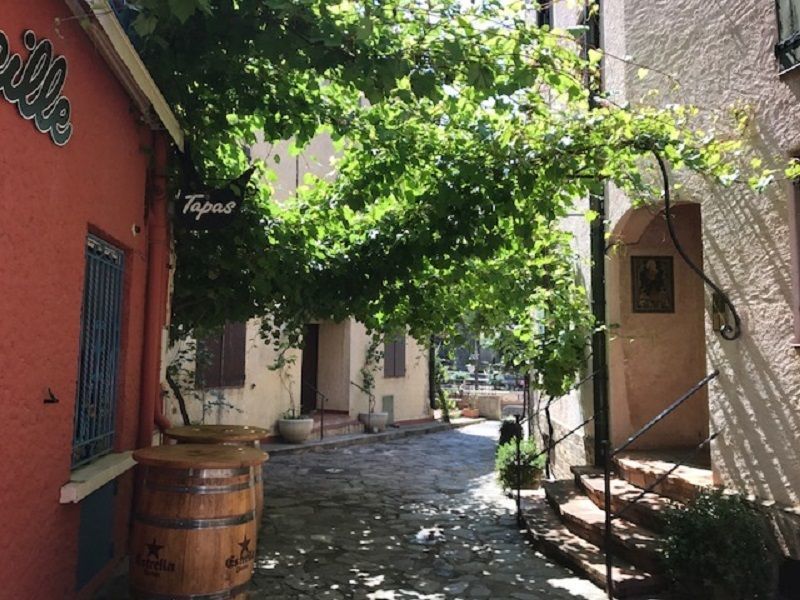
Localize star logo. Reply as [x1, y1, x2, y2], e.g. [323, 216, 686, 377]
[146, 539, 164, 559]
[238, 535, 251, 558]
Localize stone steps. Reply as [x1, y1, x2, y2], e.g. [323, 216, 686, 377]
[544, 480, 663, 574]
[614, 451, 714, 504]
[522, 495, 665, 598]
[573, 467, 677, 533]
[311, 413, 365, 438]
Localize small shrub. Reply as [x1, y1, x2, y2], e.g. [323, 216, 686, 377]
[495, 438, 545, 491]
[498, 418, 523, 448]
[660, 489, 776, 599]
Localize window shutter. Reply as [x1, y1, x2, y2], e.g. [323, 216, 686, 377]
[384, 336, 406, 378]
[384, 339, 395, 378]
[198, 332, 223, 388]
[221, 322, 247, 386]
[394, 337, 406, 377]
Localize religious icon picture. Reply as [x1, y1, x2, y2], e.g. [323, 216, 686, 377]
[631, 256, 674, 313]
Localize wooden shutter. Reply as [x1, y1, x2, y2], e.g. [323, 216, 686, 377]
[384, 339, 395, 378]
[394, 337, 406, 377]
[198, 331, 223, 388]
[221, 322, 247, 386]
[384, 336, 406, 378]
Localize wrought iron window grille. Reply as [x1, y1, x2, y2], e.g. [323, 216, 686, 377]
[71, 235, 125, 469]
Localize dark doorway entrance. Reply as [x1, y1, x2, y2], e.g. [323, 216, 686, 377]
[301, 324, 320, 414]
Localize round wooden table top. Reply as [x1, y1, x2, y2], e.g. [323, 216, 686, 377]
[164, 424, 269, 444]
[133, 444, 268, 469]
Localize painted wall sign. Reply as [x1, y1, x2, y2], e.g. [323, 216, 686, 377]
[175, 167, 255, 230]
[0, 29, 73, 146]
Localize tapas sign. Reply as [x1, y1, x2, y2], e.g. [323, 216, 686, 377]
[0, 29, 73, 146]
[175, 167, 255, 230]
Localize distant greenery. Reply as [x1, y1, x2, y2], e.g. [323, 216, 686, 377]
[660, 490, 776, 599]
[126, 0, 790, 392]
[495, 438, 545, 491]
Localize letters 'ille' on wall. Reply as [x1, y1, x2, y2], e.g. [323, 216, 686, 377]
[0, 29, 73, 147]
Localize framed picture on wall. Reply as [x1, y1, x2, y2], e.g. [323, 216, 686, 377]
[631, 256, 674, 313]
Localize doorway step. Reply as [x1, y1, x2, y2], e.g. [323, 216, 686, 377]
[521, 452, 714, 598]
[310, 411, 365, 439]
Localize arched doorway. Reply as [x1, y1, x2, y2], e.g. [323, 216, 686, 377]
[607, 203, 709, 450]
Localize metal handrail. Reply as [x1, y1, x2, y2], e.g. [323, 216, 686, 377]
[611, 429, 722, 523]
[301, 379, 330, 440]
[516, 368, 721, 600]
[611, 370, 719, 458]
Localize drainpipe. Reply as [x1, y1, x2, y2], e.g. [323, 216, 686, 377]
[585, 0, 609, 468]
[590, 187, 608, 465]
[137, 132, 172, 448]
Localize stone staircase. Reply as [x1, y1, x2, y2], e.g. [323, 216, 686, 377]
[521, 451, 714, 598]
[310, 411, 365, 439]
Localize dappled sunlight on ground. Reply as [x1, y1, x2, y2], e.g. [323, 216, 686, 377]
[93, 422, 605, 599]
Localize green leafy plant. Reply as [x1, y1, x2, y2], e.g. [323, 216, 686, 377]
[660, 490, 776, 599]
[495, 438, 545, 491]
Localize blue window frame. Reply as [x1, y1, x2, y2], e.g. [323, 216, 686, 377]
[72, 235, 125, 468]
[776, 0, 800, 71]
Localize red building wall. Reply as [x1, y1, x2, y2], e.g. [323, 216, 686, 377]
[0, 2, 167, 597]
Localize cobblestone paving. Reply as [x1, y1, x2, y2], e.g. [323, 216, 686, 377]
[249, 421, 604, 599]
[97, 422, 605, 599]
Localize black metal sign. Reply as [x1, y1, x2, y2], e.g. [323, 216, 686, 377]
[0, 29, 73, 146]
[175, 167, 255, 230]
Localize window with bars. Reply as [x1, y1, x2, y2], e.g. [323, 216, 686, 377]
[777, 0, 800, 71]
[72, 235, 125, 469]
[384, 336, 406, 378]
[198, 322, 247, 388]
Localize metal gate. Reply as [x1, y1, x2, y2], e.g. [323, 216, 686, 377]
[71, 235, 125, 468]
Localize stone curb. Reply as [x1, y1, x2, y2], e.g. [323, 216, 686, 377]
[261, 418, 487, 456]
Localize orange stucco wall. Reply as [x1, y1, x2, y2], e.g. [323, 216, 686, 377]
[608, 204, 709, 449]
[0, 2, 163, 597]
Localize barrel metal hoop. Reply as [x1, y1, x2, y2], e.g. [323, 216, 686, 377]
[143, 466, 252, 480]
[132, 581, 250, 600]
[145, 480, 253, 495]
[135, 511, 254, 530]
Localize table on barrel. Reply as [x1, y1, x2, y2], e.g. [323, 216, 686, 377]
[164, 425, 269, 522]
[130, 444, 267, 600]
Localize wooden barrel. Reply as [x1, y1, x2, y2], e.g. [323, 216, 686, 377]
[164, 425, 269, 523]
[131, 444, 267, 600]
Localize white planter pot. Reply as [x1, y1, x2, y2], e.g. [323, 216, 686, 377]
[358, 412, 389, 433]
[277, 418, 314, 444]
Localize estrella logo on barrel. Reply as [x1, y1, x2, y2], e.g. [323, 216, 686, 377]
[135, 539, 176, 576]
[225, 535, 255, 573]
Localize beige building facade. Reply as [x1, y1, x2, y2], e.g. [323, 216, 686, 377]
[163, 134, 431, 436]
[542, 0, 800, 555]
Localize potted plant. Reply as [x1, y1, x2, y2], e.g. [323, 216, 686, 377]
[354, 337, 388, 433]
[277, 404, 314, 443]
[495, 437, 545, 491]
[272, 349, 314, 443]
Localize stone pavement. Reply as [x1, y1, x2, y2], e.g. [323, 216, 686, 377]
[97, 422, 606, 599]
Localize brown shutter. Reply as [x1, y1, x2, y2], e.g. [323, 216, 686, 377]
[198, 331, 223, 388]
[384, 336, 406, 378]
[384, 339, 395, 378]
[395, 337, 406, 377]
[221, 322, 247, 386]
